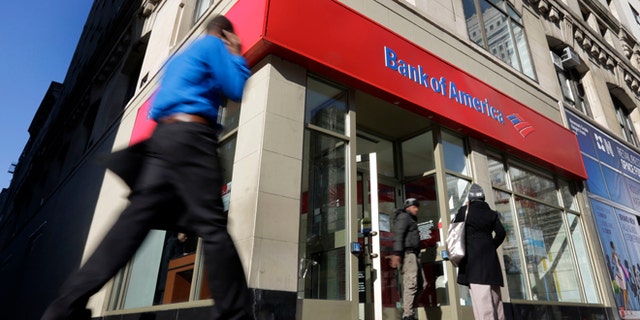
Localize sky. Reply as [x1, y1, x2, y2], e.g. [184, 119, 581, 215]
[0, 1, 94, 189]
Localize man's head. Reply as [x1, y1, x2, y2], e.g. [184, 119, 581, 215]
[403, 198, 420, 215]
[468, 183, 485, 202]
[206, 15, 234, 37]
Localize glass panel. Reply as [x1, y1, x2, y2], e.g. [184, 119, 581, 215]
[298, 131, 347, 300]
[515, 197, 581, 302]
[194, 0, 211, 23]
[487, 0, 507, 11]
[356, 132, 395, 178]
[402, 131, 435, 178]
[405, 175, 448, 306]
[442, 131, 470, 176]
[482, 0, 517, 69]
[447, 175, 471, 305]
[557, 71, 575, 103]
[305, 77, 347, 134]
[582, 155, 609, 199]
[558, 180, 579, 211]
[462, 0, 484, 47]
[219, 100, 240, 137]
[219, 136, 237, 186]
[494, 189, 526, 299]
[119, 230, 199, 308]
[488, 156, 507, 190]
[510, 166, 558, 206]
[567, 214, 599, 303]
[507, 5, 522, 23]
[512, 22, 535, 79]
[122, 231, 167, 309]
[446, 175, 471, 219]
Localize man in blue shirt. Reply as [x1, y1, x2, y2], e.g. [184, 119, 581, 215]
[42, 15, 253, 320]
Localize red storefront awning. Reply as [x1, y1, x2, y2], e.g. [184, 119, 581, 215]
[184, 0, 587, 179]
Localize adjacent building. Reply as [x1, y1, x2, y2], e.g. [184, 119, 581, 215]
[2, 0, 640, 319]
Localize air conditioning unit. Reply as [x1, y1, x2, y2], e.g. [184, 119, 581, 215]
[550, 51, 563, 70]
[561, 47, 581, 69]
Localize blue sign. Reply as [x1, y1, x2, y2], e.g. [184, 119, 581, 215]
[566, 111, 640, 182]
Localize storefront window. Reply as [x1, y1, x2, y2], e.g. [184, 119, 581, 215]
[488, 156, 507, 189]
[559, 180, 579, 211]
[298, 77, 349, 300]
[299, 131, 348, 300]
[402, 131, 435, 178]
[494, 189, 526, 299]
[488, 153, 598, 304]
[446, 175, 470, 305]
[356, 132, 395, 178]
[442, 131, 470, 176]
[305, 77, 348, 134]
[567, 213, 599, 303]
[219, 100, 240, 137]
[405, 175, 447, 306]
[515, 197, 581, 302]
[509, 166, 558, 206]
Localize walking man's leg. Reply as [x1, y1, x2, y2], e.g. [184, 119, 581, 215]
[41, 186, 174, 320]
[172, 124, 253, 320]
[401, 252, 419, 320]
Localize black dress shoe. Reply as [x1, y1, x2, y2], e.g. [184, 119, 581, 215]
[68, 309, 92, 320]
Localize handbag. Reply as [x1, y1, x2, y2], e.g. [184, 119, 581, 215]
[445, 204, 468, 267]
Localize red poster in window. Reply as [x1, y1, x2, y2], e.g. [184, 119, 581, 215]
[129, 96, 157, 146]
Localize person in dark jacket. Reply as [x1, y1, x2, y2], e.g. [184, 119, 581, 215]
[454, 183, 506, 320]
[390, 198, 427, 320]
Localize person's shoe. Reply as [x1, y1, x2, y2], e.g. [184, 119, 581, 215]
[402, 316, 416, 320]
[68, 308, 92, 320]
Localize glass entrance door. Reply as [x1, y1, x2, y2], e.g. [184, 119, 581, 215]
[357, 153, 403, 320]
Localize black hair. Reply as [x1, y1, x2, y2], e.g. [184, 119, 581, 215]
[206, 15, 234, 33]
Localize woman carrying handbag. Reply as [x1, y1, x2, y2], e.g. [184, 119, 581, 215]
[453, 183, 506, 320]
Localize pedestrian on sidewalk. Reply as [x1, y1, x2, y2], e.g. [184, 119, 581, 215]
[41, 15, 253, 320]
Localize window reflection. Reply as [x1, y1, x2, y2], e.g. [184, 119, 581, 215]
[194, 0, 211, 23]
[155, 232, 199, 304]
[406, 175, 448, 306]
[559, 180, 579, 211]
[305, 77, 347, 134]
[462, 0, 535, 79]
[567, 214, 599, 303]
[299, 131, 347, 300]
[494, 189, 526, 299]
[515, 197, 581, 302]
[509, 166, 558, 206]
[402, 131, 435, 178]
[488, 157, 507, 189]
[442, 131, 470, 176]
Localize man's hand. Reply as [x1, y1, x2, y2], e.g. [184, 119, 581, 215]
[222, 29, 242, 55]
[389, 255, 401, 269]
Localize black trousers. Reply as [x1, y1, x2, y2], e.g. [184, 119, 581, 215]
[42, 122, 253, 320]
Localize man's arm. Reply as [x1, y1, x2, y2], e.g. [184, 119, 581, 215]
[390, 213, 408, 268]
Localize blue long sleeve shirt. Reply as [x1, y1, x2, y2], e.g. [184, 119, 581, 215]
[150, 34, 250, 124]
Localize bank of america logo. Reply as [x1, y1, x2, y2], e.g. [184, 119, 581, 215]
[507, 113, 535, 138]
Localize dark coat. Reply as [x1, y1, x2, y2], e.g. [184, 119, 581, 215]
[393, 209, 420, 255]
[454, 200, 506, 286]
